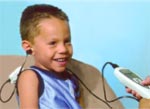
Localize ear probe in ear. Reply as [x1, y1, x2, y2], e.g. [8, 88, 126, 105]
[26, 49, 32, 55]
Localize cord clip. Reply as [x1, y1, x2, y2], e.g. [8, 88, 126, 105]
[9, 66, 23, 84]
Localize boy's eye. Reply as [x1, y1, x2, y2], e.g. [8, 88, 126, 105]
[49, 41, 56, 45]
[65, 39, 71, 44]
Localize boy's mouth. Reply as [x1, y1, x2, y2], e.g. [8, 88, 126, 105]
[54, 58, 68, 66]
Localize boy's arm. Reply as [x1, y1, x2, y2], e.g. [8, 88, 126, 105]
[17, 70, 39, 109]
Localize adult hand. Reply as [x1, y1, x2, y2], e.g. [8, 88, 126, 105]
[126, 76, 150, 100]
[139, 98, 150, 109]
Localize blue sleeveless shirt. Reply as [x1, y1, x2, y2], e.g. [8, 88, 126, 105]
[26, 66, 81, 109]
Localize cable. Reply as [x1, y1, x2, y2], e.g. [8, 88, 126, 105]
[67, 68, 113, 109]
[67, 62, 139, 108]
[0, 79, 16, 103]
[101, 62, 139, 103]
[0, 54, 28, 103]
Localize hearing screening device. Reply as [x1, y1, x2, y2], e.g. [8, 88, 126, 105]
[114, 67, 150, 99]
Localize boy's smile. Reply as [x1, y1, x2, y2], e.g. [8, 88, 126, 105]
[31, 17, 73, 73]
[54, 58, 67, 65]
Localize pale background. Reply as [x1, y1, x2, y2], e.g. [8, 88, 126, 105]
[0, 0, 150, 108]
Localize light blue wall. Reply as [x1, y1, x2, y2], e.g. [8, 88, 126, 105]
[0, 1, 150, 108]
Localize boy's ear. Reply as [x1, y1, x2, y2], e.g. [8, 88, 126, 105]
[22, 40, 33, 54]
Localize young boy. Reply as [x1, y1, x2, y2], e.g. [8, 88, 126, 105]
[17, 3, 150, 109]
[17, 4, 83, 109]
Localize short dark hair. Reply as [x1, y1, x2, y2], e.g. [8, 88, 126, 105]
[20, 4, 69, 42]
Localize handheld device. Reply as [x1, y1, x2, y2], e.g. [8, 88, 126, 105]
[114, 67, 150, 99]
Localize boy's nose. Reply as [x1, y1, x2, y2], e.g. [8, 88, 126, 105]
[58, 44, 68, 53]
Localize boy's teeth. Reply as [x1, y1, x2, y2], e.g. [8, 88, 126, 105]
[56, 59, 65, 62]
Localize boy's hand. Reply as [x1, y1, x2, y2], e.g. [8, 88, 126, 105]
[126, 76, 150, 100]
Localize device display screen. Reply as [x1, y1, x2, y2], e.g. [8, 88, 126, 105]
[119, 69, 150, 89]
[119, 69, 142, 84]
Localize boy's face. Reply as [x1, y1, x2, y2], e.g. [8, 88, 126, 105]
[31, 17, 73, 73]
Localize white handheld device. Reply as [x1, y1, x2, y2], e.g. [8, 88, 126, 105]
[114, 67, 150, 99]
